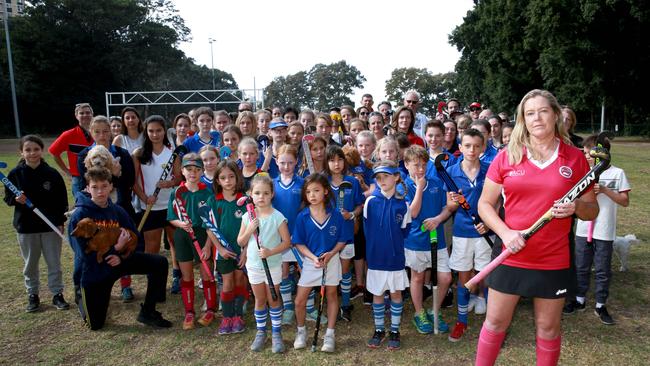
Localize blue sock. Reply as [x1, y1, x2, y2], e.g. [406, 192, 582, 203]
[483, 286, 489, 301]
[269, 306, 282, 333]
[306, 289, 316, 313]
[458, 285, 470, 325]
[390, 300, 403, 333]
[254, 307, 268, 331]
[280, 278, 294, 311]
[341, 271, 352, 307]
[372, 303, 385, 331]
[172, 268, 181, 278]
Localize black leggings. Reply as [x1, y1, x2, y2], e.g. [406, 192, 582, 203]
[80, 252, 168, 330]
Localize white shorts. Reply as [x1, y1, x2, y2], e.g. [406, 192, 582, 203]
[449, 236, 492, 272]
[282, 247, 303, 263]
[246, 266, 282, 286]
[404, 248, 451, 273]
[298, 253, 342, 287]
[366, 269, 409, 296]
[340, 244, 355, 260]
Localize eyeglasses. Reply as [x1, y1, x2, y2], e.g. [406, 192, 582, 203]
[405, 100, 419, 105]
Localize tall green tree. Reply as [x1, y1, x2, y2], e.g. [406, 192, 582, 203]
[265, 71, 311, 109]
[384, 68, 457, 116]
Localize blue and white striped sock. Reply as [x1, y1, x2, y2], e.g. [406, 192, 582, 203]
[280, 278, 294, 311]
[306, 289, 316, 313]
[390, 300, 403, 333]
[341, 271, 352, 307]
[269, 306, 282, 333]
[372, 303, 385, 331]
[458, 285, 470, 325]
[254, 307, 268, 331]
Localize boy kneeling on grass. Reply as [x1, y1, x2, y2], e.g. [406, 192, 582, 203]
[69, 167, 172, 330]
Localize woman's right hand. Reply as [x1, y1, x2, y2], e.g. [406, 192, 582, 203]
[145, 195, 156, 205]
[502, 229, 526, 254]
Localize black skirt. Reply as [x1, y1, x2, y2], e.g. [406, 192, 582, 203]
[486, 264, 570, 299]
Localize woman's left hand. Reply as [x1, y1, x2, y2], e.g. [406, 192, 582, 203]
[551, 201, 576, 218]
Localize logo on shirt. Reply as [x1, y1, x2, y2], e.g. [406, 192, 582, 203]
[559, 166, 573, 179]
[555, 288, 567, 296]
[42, 181, 51, 191]
[234, 209, 244, 219]
[329, 226, 338, 237]
[395, 213, 404, 225]
[508, 170, 525, 177]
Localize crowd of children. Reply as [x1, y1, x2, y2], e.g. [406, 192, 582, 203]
[3, 94, 630, 364]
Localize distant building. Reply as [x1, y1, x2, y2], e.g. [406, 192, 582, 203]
[1, 0, 25, 20]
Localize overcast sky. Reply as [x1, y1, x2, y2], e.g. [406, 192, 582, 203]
[173, 0, 475, 106]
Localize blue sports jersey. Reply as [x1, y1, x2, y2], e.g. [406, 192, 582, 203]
[200, 175, 214, 193]
[292, 207, 349, 257]
[480, 141, 498, 164]
[330, 176, 365, 244]
[363, 191, 411, 271]
[404, 176, 447, 251]
[183, 131, 221, 153]
[445, 159, 490, 238]
[267, 157, 280, 179]
[272, 175, 304, 234]
[350, 160, 374, 187]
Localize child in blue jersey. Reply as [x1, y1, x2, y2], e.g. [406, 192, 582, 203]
[364, 161, 412, 351]
[471, 119, 498, 164]
[446, 129, 491, 342]
[292, 173, 349, 353]
[298, 135, 328, 177]
[199, 145, 220, 193]
[403, 145, 454, 334]
[272, 145, 304, 325]
[183, 106, 221, 153]
[325, 145, 365, 322]
[237, 175, 291, 353]
[264, 119, 289, 178]
[424, 120, 458, 180]
[354, 131, 376, 195]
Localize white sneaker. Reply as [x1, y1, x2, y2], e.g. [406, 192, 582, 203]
[294, 327, 307, 349]
[474, 296, 487, 315]
[321, 333, 335, 353]
[467, 295, 477, 312]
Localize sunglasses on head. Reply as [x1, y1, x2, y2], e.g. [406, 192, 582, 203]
[470, 107, 480, 112]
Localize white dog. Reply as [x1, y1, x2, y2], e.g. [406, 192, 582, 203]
[84, 145, 121, 202]
[613, 234, 640, 272]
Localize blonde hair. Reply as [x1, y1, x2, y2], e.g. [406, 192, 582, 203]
[508, 89, 570, 165]
[373, 137, 399, 162]
[238, 137, 259, 155]
[90, 115, 110, 128]
[235, 111, 258, 136]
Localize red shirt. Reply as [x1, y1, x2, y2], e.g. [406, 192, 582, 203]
[48, 125, 94, 176]
[487, 141, 590, 270]
[407, 132, 425, 147]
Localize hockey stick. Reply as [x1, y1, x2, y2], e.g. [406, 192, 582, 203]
[423, 224, 439, 334]
[237, 195, 278, 301]
[219, 146, 232, 160]
[173, 190, 215, 282]
[197, 201, 240, 263]
[302, 135, 315, 174]
[434, 154, 495, 248]
[311, 265, 327, 352]
[137, 145, 187, 232]
[0, 162, 65, 239]
[586, 132, 612, 246]
[465, 145, 611, 291]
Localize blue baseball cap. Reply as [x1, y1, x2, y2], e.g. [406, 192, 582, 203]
[269, 120, 288, 129]
[372, 166, 399, 177]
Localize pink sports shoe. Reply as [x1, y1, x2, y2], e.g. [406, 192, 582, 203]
[218, 317, 233, 335]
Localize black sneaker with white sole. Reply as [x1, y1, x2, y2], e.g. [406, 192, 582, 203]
[52, 293, 70, 310]
[563, 300, 585, 314]
[340, 305, 353, 322]
[137, 304, 172, 328]
[594, 306, 615, 325]
[26, 294, 40, 313]
[363, 289, 373, 306]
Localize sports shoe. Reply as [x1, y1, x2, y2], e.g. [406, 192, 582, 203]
[448, 322, 467, 342]
[294, 327, 307, 349]
[26, 294, 40, 313]
[170, 276, 181, 294]
[413, 310, 433, 334]
[250, 330, 267, 352]
[74, 285, 81, 305]
[363, 289, 373, 305]
[282, 309, 295, 325]
[272, 332, 285, 353]
[422, 286, 433, 301]
[474, 296, 487, 315]
[197, 310, 215, 327]
[52, 293, 70, 310]
[183, 312, 195, 330]
[306, 309, 327, 324]
[426, 310, 450, 333]
[367, 330, 386, 348]
[218, 317, 233, 335]
[121, 287, 134, 303]
[563, 300, 586, 314]
[231, 316, 246, 333]
[350, 286, 364, 300]
[321, 333, 335, 352]
[467, 295, 477, 312]
[340, 305, 353, 322]
[387, 331, 401, 350]
[595, 306, 615, 325]
[442, 288, 454, 308]
[137, 304, 172, 328]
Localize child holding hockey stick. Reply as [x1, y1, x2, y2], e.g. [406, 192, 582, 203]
[238, 174, 291, 353]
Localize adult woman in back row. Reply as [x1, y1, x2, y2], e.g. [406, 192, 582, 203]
[475, 89, 598, 366]
[113, 106, 145, 154]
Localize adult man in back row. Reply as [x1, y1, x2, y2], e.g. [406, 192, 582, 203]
[49, 103, 95, 196]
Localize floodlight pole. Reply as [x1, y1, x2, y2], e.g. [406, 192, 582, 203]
[208, 38, 216, 90]
[3, 4, 21, 137]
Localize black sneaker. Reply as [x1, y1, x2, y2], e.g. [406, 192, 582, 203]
[422, 286, 433, 301]
[595, 306, 615, 325]
[26, 294, 40, 313]
[442, 288, 454, 308]
[563, 300, 585, 314]
[387, 331, 401, 350]
[137, 304, 172, 328]
[363, 289, 373, 306]
[367, 330, 385, 348]
[350, 286, 363, 300]
[74, 285, 81, 305]
[340, 305, 353, 322]
[52, 293, 70, 310]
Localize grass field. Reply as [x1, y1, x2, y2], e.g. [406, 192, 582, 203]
[0, 141, 648, 365]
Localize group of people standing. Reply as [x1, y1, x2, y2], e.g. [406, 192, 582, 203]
[3, 88, 630, 365]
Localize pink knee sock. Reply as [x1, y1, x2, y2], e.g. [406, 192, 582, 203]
[536, 335, 561, 366]
[475, 324, 506, 366]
